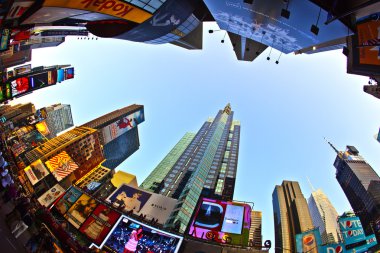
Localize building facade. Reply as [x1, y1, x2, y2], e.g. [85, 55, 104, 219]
[272, 181, 314, 253]
[249, 210, 263, 248]
[333, 145, 380, 237]
[143, 104, 240, 233]
[82, 104, 144, 170]
[44, 104, 74, 138]
[308, 189, 341, 244]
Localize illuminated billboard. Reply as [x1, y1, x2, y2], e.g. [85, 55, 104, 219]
[65, 67, 74, 79]
[295, 228, 322, 253]
[29, 70, 57, 89]
[106, 184, 176, 224]
[43, 0, 152, 23]
[64, 193, 97, 229]
[24, 159, 50, 185]
[0, 29, 10, 51]
[338, 217, 366, 245]
[356, 13, 380, 66]
[100, 215, 183, 253]
[14, 64, 31, 75]
[57, 69, 64, 82]
[35, 121, 51, 137]
[37, 184, 65, 207]
[188, 198, 251, 246]
[5, 1, 34, 20]
[79, 204, 121, 246]
[11, 76, 30, 97]
[203, 0, 350, 53]
[101, 108, 144, 144]
[45, 151, 79, 182]
[54, 186, 83, 215]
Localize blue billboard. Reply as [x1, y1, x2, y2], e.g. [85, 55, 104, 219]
[296, 228, 322, 253]
[203, 0, 350, 53]
[338, 217, 366, 245]
[321, 243, 345, 253]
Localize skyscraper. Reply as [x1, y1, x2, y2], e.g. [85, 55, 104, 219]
[308, 189, 341, 244]
[330, 144, 380, 236]
[249, 210, 263, 248]
[44, 103, 74, 138]
[82, 104, 145, 170]
[142, 104, 240, 233]
[272, 180, 314, 253]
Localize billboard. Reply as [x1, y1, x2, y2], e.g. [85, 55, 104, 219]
[79, 204, 121, 246]
[203, 0, 350, 54]
[37, 184, 65, 207]
[35, 121, 51, 136]
[14, 64, 31, 75]
[43, 0, 152, 23]
[45, 151, 79, 182]
[11, 76, 30, 97]
[188, 198, 251, 246]
[338, 217, 366, 245]
[114, 0, 200, 42]
[5, 1, 34, 20]
[101, 215, 183, 253]
[101, 108, 144, 145]
[54, 186, 83, 215]
[106, 184, 176, 224]
[295, 228, 322, 253]
[29, 70, 57, 89]
[64, 193, 98, 229]
[57, 69, 65, 82]
[356, 13, 380, 66]
[0, 28, 10, 51]
[65, 67, 74, 80]
[24, 159, 50, 185]
[40, 29, 89, 37]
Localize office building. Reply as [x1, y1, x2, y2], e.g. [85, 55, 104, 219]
[331, 144, 380, 237]
[249, 211, 263, 248]
[272, 180, 314, 253]
[142, 104, 240, 232]
[308, 189, 341, 244]
[82, 104, 144, 170]
[44, 104, 74, 138]
[364, 84, 380, 100]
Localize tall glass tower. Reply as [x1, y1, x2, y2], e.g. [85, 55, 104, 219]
[141, 104, 240, 233]
[308, 189, 341, 244]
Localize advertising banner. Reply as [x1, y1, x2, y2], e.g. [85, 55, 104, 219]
[101, 108, 144, 145]
[54, 186, 83, 215]
[101, 216, 183, 253]
[37, 184, 65, 207]
[11, 76, 30, 97]
[45, 151, 79, 182]
[64, 193, 98, 229]
[5, 1, 34, 20]
[79, 204, 121, 246]
[356, 13, 380, 66]
[338, 216, 366, 245]
[188, 198, 251, 246]
[202, 0, 350, 54]
[24, 159, 50, 185]
[43, 0, 152, 23]
[29, 70, 57, 89]
[65, 67, 74, 80]
[320, 243, 345, 253]
[295, 228, 322, 253]
[0, 85, 5, 103]
[40, 29, 89, 37]
[57, 69, 65, 82]
[14, 64, 31, 75]
[115, 0, 200, 42]
[35, 121, 51, 137]
[0, 28, 10, 51]
[106, 183, 177, 224]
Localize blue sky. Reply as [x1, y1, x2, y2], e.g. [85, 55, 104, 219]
[13, 22, 380, 248]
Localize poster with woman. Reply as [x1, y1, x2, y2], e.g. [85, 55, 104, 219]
[64, 194, 97, 229]
[79, 204, 121, 246]
[54, 186, 82, 215]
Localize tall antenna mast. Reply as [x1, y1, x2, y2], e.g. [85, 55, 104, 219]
[324, 137, 339, 154]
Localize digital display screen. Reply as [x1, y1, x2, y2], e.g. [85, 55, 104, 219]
[11, 77, 30, 97]
[221, 205, 244, 234]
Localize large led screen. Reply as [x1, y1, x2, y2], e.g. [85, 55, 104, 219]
[101, 216, 183, 253]
[64, 193, 97, 229]
[295, 228, 322, 253]
[338, 217, 366, 245]
[29, 70, 56, 89]
[65, 67, 74, 79]
[54, 186, 83, 214]
[57, 69, 64, 82]
[24, 159, 50, 185]
[11, 76, 30, 97]
[356, 13, 380, 66]
[188, 198, 251, 246]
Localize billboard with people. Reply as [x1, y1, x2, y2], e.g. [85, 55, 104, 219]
[100, 215, 183, 253]
[106, 184, 176, 224]
[24, 159, 50, 185]
[64, 193, 98, 229]
[188, 198, 251, 246]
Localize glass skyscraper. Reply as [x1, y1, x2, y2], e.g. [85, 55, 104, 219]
[141, 104, 240, 233]
[44, 104, 74, 138]
[272, 180, 314, 253]
[308, 189, 341, 244]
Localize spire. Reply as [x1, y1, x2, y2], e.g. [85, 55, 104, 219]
[223, 103, 232, 115]
[307, 176, 316, 192]
[324, 137, 339, 154]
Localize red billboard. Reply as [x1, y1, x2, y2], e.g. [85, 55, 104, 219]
[11, 76, 30, 97]
[188, 198, 251, 246]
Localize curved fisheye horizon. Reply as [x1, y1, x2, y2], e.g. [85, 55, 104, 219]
[0, 1, 380, 253]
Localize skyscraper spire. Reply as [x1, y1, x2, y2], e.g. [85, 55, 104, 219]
[223, 103, 232, 115]
[324, 137, 339, 154]
[307, 176, 316, 192]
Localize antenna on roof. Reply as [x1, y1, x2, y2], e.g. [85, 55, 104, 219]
[324, 137, 339, 154]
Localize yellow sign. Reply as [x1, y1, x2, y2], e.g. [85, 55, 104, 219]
[44, 0, 152, 23]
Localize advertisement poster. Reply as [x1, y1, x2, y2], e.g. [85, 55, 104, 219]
[320, 243, 345, 253]
[35, 121, 51, 136]
[107, 184, 177, 224]
[57, 69, 64, 82]
[14, 64, 31, 75]
[0, 28, 10, 51]
[45, 151, 79, 181]
[65, 67, 74, 79]
[24, 159, 50, 185]
[65, 193, 97, 229]
[29, 71, 56, 89]
[11, 76, 30, 97]
[202, 0, 350, 53]
[5, 1, 34, 20]
[188, 198, 251, 246]
[102, 216, 183, 253]
[54, 186, 83, 215]
[356, 13, 380, 65]
[37, 184, 65, 207]
[101, 108, 145, 144]
[79, 204, 121, 246]
[295, 228, 322, 253]
[338, 216, 366, 245]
